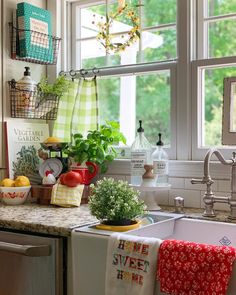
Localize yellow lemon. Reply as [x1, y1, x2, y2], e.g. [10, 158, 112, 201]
[44, 136, 61, 144]
[1, 178, 15, 187]
[14, 176, 30, 187]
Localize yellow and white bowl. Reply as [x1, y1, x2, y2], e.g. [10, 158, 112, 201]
[0, 186, 31, 205]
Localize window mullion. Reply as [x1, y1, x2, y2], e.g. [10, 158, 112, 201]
[71, 3, 81, 69]
[176, 0, 192, 160]
[196, 0, 205, 59]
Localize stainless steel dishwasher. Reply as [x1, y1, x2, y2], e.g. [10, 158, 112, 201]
[0, 230, 63, 295]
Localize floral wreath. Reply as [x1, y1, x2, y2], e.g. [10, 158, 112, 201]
[94, 3, 140, 53]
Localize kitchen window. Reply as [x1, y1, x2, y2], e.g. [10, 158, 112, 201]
[56, 0, 236, 161]
[69, 0, 176, 156]
[192, 0, 236, 159]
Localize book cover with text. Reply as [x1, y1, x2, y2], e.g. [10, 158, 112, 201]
[17, 2, 53, 63]
[5, 121, 49, 184]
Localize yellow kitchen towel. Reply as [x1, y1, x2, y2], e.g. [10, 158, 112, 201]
[50, 183, 84, 207]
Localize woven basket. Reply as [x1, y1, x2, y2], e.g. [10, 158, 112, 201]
[31, 185, 53, 205]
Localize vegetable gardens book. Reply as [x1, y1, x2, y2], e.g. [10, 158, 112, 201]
[5, 121, 49, 184]
[17, 2, 53, 63]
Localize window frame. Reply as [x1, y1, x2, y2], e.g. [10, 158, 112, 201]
[70, 0, 178, 159]
[72, 0, 177, 67]
[193, 0, 236, 159]
[191, 56, 236, 160]
[50, 0, 236, 163]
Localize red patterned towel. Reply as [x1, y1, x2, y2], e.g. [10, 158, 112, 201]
[157, 239, 236, 295]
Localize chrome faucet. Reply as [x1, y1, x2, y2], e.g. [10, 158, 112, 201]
[191, 148, 236, 220]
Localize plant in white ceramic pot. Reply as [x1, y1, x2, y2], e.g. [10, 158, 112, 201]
[89, 177, 146, 226]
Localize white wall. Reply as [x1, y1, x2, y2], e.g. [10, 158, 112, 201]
[105, 159, 232, 213]
[0, 0, 47, 177]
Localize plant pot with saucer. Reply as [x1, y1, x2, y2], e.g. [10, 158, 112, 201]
[89, 177, 146, 232]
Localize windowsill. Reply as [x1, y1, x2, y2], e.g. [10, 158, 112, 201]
[107, 159, 231, 180]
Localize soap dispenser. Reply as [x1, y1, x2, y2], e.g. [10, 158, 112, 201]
[130, 120, 152, 186]
[17, 66, 37, 117]
[151, 133, 169, 186]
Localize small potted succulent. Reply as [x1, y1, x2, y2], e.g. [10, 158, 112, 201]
[89, 177, 146, 228]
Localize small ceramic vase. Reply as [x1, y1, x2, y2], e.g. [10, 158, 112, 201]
[141, 164, 155, 187]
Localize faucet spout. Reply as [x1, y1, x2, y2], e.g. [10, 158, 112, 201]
[192, 148, 236, 219]
[203, 148, 233, 181]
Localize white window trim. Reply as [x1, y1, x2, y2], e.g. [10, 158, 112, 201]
[191, 56, 236, 160]
[175, 0, 192, 160]
[48, 0, 186, 161]
[49, 0, 236, 168]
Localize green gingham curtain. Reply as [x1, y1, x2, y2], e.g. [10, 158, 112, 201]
[71, 78, 99, 137]
[53, 77, 99, 141]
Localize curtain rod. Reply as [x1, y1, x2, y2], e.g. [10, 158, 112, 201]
[59, 59, 177, 79]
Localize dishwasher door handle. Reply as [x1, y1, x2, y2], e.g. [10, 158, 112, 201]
[0, 241, 51, 257]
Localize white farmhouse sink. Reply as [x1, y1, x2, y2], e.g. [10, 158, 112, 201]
[72, 216, 236, 295]
[129, 217, 236, 246]
[128, 217, 236, 295]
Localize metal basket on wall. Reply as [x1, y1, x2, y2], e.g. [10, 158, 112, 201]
[9, 23, 61, 65]
[8, 80, 60, 120]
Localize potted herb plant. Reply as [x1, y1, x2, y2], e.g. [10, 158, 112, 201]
[89, 177, 146, 228]
[38, 75, 70, 98]
[34, 76, 72, 119]
[65, 121, 126, 174]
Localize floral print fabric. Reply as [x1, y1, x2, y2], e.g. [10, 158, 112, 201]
[157, 239, 236, 295]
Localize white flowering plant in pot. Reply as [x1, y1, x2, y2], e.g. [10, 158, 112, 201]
[89, 177, 146, 225]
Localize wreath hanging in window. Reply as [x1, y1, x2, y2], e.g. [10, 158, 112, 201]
[93, 0, 140, 54]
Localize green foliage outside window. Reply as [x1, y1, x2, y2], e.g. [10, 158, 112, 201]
[81, 0, 236, 147]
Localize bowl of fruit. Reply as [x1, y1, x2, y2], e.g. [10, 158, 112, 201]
[0, 176, 31, 205]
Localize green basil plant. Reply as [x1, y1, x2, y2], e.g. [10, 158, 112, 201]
[65, 121, 126, 173]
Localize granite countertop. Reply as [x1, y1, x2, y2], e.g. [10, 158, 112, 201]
[0, 203, 98, 237]
[0, 203, 234, 237]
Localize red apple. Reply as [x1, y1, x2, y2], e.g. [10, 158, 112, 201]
[63, 171, 82, 187]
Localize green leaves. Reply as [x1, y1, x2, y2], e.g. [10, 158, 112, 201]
[38, 75, 72, 97]
[89, 177, 146, 221]
[66, 121, 126, 173]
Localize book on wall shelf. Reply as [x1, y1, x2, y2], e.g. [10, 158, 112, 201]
[17, 2, 53, 63]
[5, 121, 49, 185]
[12, 10, 18, 59]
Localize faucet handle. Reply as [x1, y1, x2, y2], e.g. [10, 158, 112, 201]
[191, 178, 206, 185]
[191, 177, 214, 185]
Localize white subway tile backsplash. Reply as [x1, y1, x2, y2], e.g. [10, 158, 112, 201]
[218, 180, 231, 192]
[105, 161, 234, 212]
[169, 177, 185, 189]
[139, 190, 169, 210]
[184, 178, 217, 191]
[154, 190, 169, 206]
[169, 189, 201, 208]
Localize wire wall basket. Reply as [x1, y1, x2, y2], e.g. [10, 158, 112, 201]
[8, 80, 60, 120]
[9, 22, 61, 65]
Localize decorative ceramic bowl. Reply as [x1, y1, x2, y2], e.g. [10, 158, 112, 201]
[0, 186, 31, 205]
